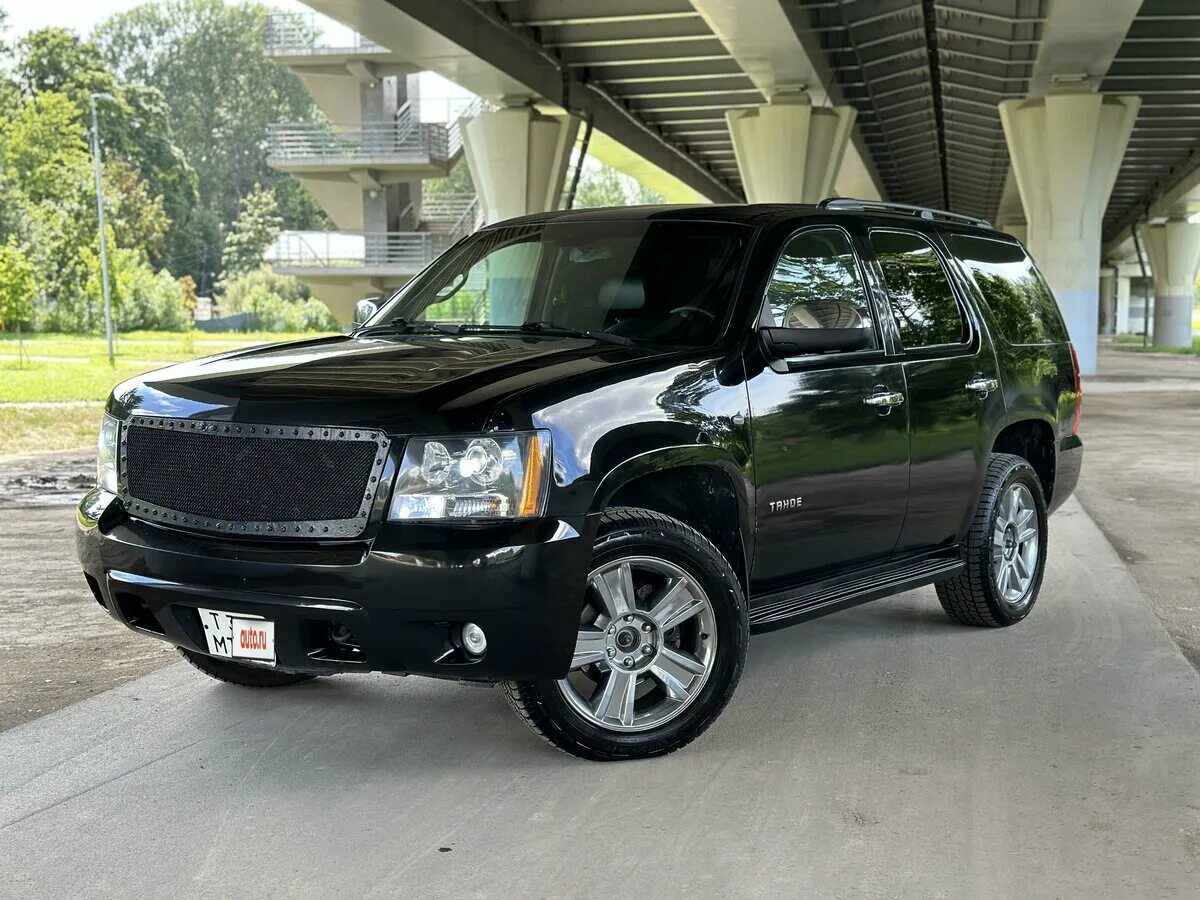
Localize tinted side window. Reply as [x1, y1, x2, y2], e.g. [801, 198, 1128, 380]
[764, 228, 876, 348]
[948, 234, 1068, 344]
[869, 230, 966, 348]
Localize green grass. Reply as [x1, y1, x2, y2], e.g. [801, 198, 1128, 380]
[1113, 334, 1200, 355]
[0, 330, 337, 405]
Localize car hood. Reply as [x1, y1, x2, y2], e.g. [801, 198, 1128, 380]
[108, 334, 677, 433]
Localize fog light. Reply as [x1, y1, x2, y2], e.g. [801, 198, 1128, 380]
[461, 622, 487, 656]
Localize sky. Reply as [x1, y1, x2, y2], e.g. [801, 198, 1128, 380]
[5, 0, 311, 38]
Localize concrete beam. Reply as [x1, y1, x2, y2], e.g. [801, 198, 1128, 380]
[1027, 0, 1143, 98]
[995, 0, 1140, 226]
[301, 0, 740, 204]
[692, 0, 884, 201]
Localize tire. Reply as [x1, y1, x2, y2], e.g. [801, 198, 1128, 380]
[936, 453, 1048, 627]
[177, 647, 317, 688]
[501, 507, 748, 761]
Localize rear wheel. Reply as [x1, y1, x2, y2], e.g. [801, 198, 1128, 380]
[936, 453, 1048, 627]
[502, 507, 748, 760]
[178, 647, 316, 688]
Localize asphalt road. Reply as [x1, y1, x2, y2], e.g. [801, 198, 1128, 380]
[1, 497, 1197, 899]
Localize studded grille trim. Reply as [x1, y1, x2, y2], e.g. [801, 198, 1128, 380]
[118, 416, 391, 539]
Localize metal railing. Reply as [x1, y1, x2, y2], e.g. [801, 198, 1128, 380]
[268, 121, 458, 165]
[421, 193, 483, 240]
[268, 102, 468, 165]
[265, 12, 384, 54]
[271, 231, 452, 270]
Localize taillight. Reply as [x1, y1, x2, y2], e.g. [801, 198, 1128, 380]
[1068, 343, 1083, 434]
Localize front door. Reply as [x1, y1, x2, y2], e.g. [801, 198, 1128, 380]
[862, 228, 1007, 553]
[746, 224, 910, 595]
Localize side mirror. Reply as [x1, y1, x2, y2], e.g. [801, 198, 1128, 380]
[350, 298, 378, 332]
[759, 326, 872, 359]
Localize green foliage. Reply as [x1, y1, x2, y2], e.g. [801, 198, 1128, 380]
[95, 0, 329, 289]
[424, 159, 476, 197]
[11, 28, 198, 275]
[82, 241, 190, 332]
[222, 183, 282, 280]
[573, 159, 665, 209]
[218, 265, 336, 332]
[0, 238, 36, 329]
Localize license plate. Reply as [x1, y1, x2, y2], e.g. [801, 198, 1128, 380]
[198, 608, 276, 664]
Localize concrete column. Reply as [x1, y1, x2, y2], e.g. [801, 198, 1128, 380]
[1099, 267, 1116, 335]
[461, 105, 581, 225]
[1000, 222, 1028, 245]
[1142, 219, 1200, 348]
[725, 91, 856, 203]
[1115, 274, 1131, 335]
[999, 91, 1140, 374]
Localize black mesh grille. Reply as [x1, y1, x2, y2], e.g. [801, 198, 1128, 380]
[123, 423, 382, 529]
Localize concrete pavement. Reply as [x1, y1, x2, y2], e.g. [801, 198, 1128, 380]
[1077, 344, 1200, 668]
[1, 497, 1197, 899]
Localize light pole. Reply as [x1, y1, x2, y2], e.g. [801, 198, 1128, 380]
[90, 92, 116, 365]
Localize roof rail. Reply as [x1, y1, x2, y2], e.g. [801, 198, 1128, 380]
[818, 198, 992, 230]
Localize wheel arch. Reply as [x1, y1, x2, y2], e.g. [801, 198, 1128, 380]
[590, 446, 753, 597]
[990, 418, 1056, 505]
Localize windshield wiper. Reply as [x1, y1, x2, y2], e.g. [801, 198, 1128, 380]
[356, 317, 460, 337]
[456, 322, 633, 347]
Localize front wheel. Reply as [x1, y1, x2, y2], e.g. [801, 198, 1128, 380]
[502, 507, 748, 761]
[178, 647, 317, 688]
[936, 453, 1048, 627]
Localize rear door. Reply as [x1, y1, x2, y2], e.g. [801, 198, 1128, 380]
[862, 228, 1007, 554]
[745, 223, 910, 594]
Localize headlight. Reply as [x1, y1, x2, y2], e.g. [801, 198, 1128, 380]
[97, 413, 120, 493]
[388, 431, 550, 521]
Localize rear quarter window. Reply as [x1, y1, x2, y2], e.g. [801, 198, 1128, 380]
[948, 234, 1069, 345]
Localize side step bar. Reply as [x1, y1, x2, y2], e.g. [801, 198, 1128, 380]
[748, 551, 964, 633]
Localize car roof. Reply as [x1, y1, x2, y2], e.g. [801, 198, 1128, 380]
[487, 203, 1017, 241]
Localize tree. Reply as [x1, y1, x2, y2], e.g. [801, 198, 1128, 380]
[95, 0, 328, 288]
[573, 157, 665, 209]
[0, 239, 36, 331]
[222, 184, 282, 280]
[12, 27, 198, 277]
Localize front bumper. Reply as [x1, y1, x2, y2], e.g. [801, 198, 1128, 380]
[76, 488, 595, 680]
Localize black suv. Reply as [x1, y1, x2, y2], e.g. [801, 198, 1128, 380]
[77, 199, 1082, 760]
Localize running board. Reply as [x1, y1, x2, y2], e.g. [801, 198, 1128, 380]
[748, 551, 964, 633]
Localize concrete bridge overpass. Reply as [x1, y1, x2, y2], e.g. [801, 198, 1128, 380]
[270, 0, 1200, 371]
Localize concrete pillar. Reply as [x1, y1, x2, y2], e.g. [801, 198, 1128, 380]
[1000, 222, 1028, 245]
[1142, 219, 1200, 348]
[1099, 267, 1116, 335]
[1115, 274, 1131, 335]
[461, 105, 581, 225]
[999, 91, 1140, 374]
[725, 91, 856, 203]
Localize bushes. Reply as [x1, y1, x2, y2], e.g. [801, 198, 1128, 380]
[81, 243, 190, 332]
[217, 265, 338, 333]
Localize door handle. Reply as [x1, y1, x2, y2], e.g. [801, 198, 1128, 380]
[965, 376, 999, 397]
[863, 390, 905, 412]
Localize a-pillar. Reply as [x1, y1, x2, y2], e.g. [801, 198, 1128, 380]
[1142, 219, 1200, 348]
[1099, 267, 1116, 335]
[1115, 273, 1132, 335]
[460, 104, 581, 225]
[999, 91, 1140, 374]
[725, 91, 856, 203]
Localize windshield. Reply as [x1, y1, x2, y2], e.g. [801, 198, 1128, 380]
[370, 219, 751, 346]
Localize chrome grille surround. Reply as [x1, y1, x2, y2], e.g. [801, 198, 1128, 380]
[118, 416, 391, 539]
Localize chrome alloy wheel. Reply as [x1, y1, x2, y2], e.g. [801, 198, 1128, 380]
[992, 483, 1039, 608]
[557, 556, 717, 733]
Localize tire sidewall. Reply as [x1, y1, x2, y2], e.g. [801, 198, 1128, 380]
[532, 521, 747, 755]
[981, 463, 1048, 624]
